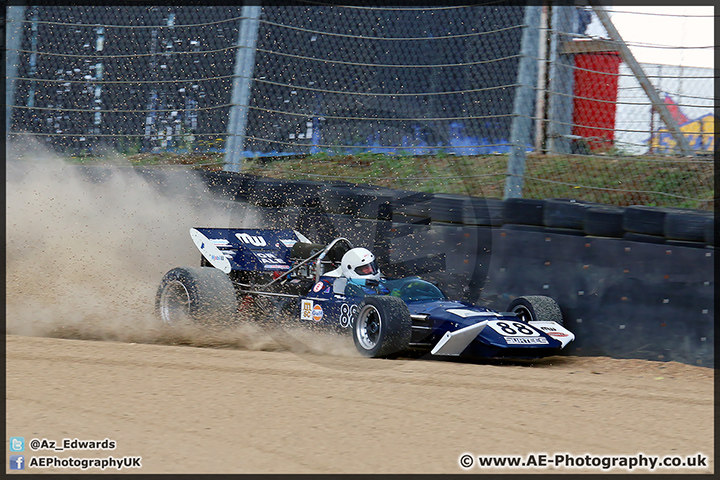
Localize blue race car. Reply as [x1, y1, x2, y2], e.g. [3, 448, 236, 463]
[155, 228, 575, 359]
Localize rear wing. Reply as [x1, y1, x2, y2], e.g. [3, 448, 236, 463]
[189, 228, 352, 278]
[190, 228, 302, 273]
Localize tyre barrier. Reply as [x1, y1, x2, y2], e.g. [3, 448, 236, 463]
[197, 170, 257, 201]
[430, 193, 469, 225]
[249, 178, 291, 207]
[622, 205, 669, 236]
[583, 206, 626, 238]
[467, 197, 504, 227]
[324, 186, 380, 218]
[200, 171, 714, 248]
[623, 231, 667, 244]
[704, 218, 715, 246]
[543, 198, 596, 230]
[73, 167, 714, 249]
[502, 197, 545, 226]
[664, 210, 713, 243]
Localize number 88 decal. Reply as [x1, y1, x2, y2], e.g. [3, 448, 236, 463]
[488, 320, 539, 337]
[340, 303, 358, 328]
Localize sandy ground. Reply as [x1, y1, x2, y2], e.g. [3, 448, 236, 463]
[4, 144, 714, 474]
[5, 334, 714, 474]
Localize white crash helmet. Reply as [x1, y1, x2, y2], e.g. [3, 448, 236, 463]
[341, 247, 381, 282]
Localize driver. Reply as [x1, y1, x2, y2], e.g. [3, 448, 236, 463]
[341, 247, 380, 282]
[333, 247, 389, 295]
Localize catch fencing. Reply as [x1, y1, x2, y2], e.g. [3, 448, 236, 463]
[4, 4, 714, 208]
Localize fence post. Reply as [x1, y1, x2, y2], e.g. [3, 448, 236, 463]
[504, 5, 541, 199]
[533, 2, 550, 154]
[224, 3, 261, 173]
[5, 5, 26, 134]
[546, 5, 576, 156]
[591, 5, 692, 156]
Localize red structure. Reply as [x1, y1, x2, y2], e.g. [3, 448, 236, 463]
[572, 51, 622, 151]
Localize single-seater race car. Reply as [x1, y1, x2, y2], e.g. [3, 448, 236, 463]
[156, 228, 575, 359]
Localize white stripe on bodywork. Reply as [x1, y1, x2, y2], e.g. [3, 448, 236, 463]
[446, 308, 501, 318]
[528, 321, 575, 348]
[430, 320, 488, 356]
[190, 228, 232, 273]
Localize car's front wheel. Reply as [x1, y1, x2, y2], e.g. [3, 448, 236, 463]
[352, 296, 412, 358]
[155, 267, 237, 326]
[507, 295, 563, 326]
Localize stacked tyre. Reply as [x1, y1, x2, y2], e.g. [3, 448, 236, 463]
[502, 197, 546, 232]
[543, 198, 598, 236]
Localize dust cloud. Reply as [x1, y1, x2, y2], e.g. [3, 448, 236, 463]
[5, 141, 293, 352]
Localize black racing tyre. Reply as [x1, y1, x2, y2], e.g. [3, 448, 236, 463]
[155, 267, 238, 326]
[322, 185, 362, 216]
[351, 192, 381, 219]
[666, 239, 706, 248]
[249, 178, 288, 207]
[287, 179, 323, 205]
[623, 232, 666, 244]
[542, 227, 586, 237]
[431, 193, 469, 224]
[199, 171, 256, 201]
[543, 198, 590, 230]
[583, 206, 625, 238]
[663, 211, 713, 242]
[502, 224, 546, 233]
[352, 295, 412, 358]
[705, 218, 715, 246]
[507, 295, 563, 326]
[356, 192, 393, 220]
[393, 190, 433, 221]
[503, 198, 546, 226]
[466, 197, 504, 226]
[622, 205, 668, 236]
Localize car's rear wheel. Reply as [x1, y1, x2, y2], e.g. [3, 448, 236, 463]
[155, 266, 237, 326]
[352, 296, 412, 358]
[507, 295, 563, 326]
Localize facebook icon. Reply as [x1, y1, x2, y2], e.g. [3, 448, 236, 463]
[10, 455, 24, 470]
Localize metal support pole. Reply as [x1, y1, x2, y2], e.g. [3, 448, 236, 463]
[6, 5, 26, 134]
[504, 5, 541, 199]
[546, 5, 575, 155]
[591, 4, 692, 156]
[533, 2, 549, 153]
[224, 3, 261, 172]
